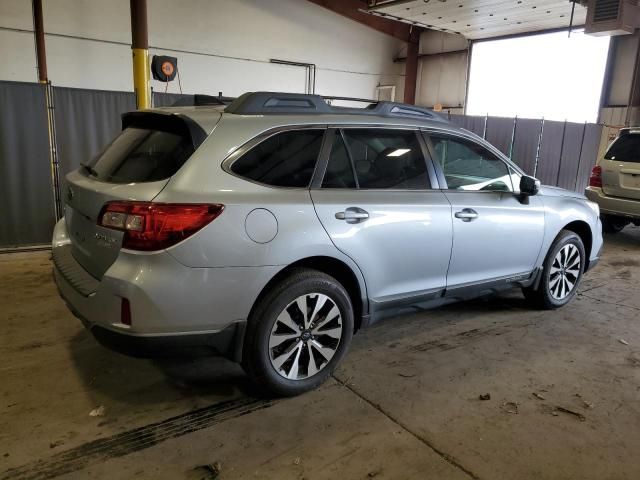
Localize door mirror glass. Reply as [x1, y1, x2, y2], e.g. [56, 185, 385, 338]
[519, 175, 540, 196]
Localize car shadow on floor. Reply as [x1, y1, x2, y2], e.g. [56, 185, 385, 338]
[66, 330, 262, 408]
[603, 225, 640, 251]
[66, 289, 534, 407]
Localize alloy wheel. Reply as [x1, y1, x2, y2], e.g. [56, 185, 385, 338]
[549, 244, 581, 300]
[268, 293, 343, 380]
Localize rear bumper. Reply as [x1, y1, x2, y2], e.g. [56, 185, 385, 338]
[89, 324, 239, 358]
[53, 264, 243, 359]
[51, 218, 280, 360]
[585, 187, 640, 220]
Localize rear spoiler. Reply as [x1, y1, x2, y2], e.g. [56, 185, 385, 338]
[121, 111, 208, 149]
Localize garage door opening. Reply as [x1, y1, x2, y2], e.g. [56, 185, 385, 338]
[466, 30, 610, 123]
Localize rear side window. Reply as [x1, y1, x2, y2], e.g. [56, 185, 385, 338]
[86, 127, 194, 184]
[605, 134, 640, 163]
[323, 129, 429, 189]
[231, 130, 324, 187]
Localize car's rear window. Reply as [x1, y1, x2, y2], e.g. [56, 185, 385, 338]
[604, 134, 640, 163]
[85, 126, 195, 183]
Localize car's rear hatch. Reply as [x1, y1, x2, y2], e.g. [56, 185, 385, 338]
[601, 129, 640, 201]
[64, 110, 215, 279]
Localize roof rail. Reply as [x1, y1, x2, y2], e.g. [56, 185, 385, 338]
[224, 92, 447, 122]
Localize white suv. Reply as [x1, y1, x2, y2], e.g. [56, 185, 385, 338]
[586, 128, 640, 233]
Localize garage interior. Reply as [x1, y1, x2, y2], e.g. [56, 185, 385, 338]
[1, 0, 640, 479]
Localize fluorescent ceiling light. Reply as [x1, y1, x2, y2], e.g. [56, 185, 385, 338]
[387, 148, 411, 157]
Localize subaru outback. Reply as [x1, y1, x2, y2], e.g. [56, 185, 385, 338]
[53, 92, 603, 396]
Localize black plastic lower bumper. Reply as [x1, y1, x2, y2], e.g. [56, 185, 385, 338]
[586, 244, 603, 273]
[90, 323, 241, 359]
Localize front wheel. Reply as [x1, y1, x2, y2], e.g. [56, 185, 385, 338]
[243, 269, 354, 397]
[523, 230, 585, 310]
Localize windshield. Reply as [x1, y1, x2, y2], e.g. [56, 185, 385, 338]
[604, 134, 640, 163]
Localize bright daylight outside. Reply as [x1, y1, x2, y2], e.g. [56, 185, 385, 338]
[467, 30, 611, 123]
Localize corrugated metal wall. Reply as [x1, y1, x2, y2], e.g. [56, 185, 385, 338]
[0, 80, 603, 248]
[449, 114, 602, 193]
[0, 81, 188, 248]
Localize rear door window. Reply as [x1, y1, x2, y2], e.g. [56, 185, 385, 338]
[231, 130, 324, 187]
[605, 133, 640, 163]
[323, 129, 429, 189]
[86, 126, 195, 184]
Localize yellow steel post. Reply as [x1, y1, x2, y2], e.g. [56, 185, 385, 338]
[132, 47, 150, 109]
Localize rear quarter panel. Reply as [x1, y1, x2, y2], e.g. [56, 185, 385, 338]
[152, 115, 368, 304]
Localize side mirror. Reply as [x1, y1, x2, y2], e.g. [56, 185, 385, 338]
[520, 175, 540, 196]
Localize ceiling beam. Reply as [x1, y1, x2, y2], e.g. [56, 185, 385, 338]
[306, 0, 421, 42]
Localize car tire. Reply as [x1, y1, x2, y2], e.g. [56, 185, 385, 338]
[601, 214, 628, 234]
[523, 230, 585, 310]
[242, 268, 354, 397]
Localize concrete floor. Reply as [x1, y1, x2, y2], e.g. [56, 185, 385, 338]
[1, 227, 640, 480]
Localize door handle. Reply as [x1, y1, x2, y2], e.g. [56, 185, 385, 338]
[335, 207, 369, 224]
[454, 208, 479, 222]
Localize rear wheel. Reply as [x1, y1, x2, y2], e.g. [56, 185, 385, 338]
[601, 214, 628, 234]
[523, 230, 585, 310]
[243, 269, 354, 397]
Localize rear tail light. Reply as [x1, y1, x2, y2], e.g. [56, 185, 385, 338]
[99, 202, 224, 251]
[589, 166, 602, 188]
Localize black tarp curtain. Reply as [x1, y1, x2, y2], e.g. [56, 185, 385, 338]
[0, 80, 602, 248]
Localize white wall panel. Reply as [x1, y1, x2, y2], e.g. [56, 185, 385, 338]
[416, 52, 468, 108]
[0, 30, 37, 82]
[0, 0, 404, 100]
[46, 36, 132, 91]
[606, 34, 640, 107]
[415, 31, 468, 109]
[0, 0, 34, 30]
[149, 48, 308, 96]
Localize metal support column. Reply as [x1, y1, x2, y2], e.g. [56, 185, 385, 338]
[130, 0, 151, 110]
[32, 0, 62, 220]
[403, 29, 419, 105]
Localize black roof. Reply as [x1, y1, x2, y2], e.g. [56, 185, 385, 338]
[224, 92, 447, 123]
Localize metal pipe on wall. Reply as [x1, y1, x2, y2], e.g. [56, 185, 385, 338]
[508, 116, 518, 160]
[555, 120, 568, 186]
[533, 118, 545, 178]
[130, 0, 151, 109]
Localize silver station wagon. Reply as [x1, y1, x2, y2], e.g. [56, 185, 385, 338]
[53, 92, 603, 396]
